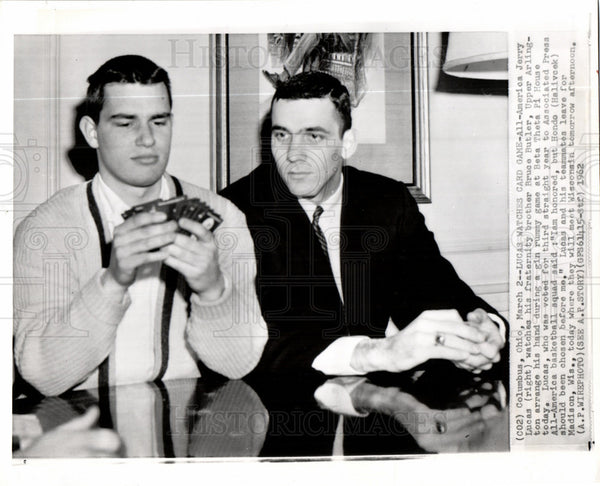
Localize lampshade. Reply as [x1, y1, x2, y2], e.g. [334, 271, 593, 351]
[442, 32, 508, 80]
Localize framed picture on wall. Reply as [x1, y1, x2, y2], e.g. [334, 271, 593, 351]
[211, 32, 431, 202]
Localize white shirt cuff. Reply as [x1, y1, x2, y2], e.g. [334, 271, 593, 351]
[488, 313, 507, 344]
[314, 377, 370, 417]
[311, 336, 370, 375]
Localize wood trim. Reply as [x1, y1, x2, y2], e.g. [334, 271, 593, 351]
[410, 32, 432, 203]
[470, 281, 509, 295]
[439, 238, 508, 255]
[209, 34, 228, 192]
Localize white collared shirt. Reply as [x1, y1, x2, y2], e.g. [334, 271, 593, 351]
[95, 174, 170, 385]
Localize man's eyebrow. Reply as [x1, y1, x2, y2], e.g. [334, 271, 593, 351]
[302, 126, 330, 134]
[108, 112, 172, 120]
[271, 125, 330, 133]
[109, 114, 136, 120]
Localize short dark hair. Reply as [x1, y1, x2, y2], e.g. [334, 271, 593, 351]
[84, 55, 172, 122]
[272, 71, 352, 134]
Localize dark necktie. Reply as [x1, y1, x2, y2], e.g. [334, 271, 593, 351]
[312, 206, 329, 257]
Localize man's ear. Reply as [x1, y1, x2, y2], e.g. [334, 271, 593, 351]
[79, 116, 99, 149]
[341, 129, 357, 160]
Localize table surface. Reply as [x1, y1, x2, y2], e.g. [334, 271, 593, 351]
[14, 363, 509, 459]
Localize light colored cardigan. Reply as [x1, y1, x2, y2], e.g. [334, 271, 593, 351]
[14, 175, 267, 395]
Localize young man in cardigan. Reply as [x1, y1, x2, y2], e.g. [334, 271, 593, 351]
[14, 55, 267, 396]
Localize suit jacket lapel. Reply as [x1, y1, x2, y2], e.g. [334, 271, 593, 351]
[339, 166, 373, 329]
[340, 166, 358, 307]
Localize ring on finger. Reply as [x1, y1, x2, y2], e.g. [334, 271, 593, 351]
[435, 419, 447, 434]
[435, 332, 446, 346]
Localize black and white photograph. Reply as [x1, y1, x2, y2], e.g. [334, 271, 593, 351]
[11, 30, 511, 456]
[2, 1, 598, 485]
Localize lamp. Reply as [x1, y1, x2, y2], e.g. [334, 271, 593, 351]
[442, 32, 508, 80]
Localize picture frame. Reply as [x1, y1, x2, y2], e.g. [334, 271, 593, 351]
[211, 32, 432, 203]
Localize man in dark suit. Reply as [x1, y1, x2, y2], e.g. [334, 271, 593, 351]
[221, 71, 506, 377]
